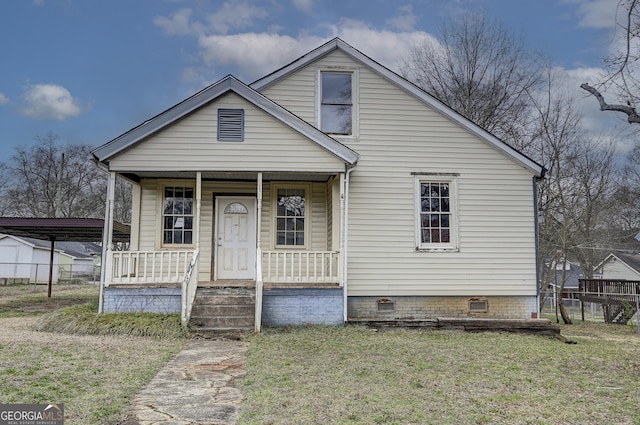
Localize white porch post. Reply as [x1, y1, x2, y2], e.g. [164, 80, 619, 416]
[99, 171, 117, 313]
[255, 172, 263, 332]
[195, 172, 201, 252]
[339, 172, 346, 321]
[129, 182, 141, 251]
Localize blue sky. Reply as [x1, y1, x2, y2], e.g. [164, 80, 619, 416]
[0, 0, 628, 162]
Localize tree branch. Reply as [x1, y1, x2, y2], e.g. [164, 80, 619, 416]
[580, 82, 640, 123]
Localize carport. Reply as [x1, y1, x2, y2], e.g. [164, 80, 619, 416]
[0, 217, 130, 297]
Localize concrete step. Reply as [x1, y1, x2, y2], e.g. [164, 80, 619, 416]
[190, 315, 255, 329]
[193, 294, 255, 306]
[189, 286, 257, 334]
[191, 304, 255, 317]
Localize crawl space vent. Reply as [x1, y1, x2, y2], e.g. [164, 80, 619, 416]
[377, 299, 395, 312]
[468, 300, 488, 313]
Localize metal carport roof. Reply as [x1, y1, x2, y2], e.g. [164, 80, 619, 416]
[0, 217, 130, 297]
[0, 217, 130, 242]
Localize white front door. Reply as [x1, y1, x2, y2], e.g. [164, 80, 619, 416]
[216, 196, 256, 280]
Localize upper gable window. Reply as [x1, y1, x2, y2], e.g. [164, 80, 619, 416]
[218, 109, 244, 142]
[320, 72, 352, 135]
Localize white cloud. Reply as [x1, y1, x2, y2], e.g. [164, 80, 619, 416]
[206, 0, 268, 35]
[155, 1, 269, 36]
[549, 65, 635, 152]
[386, 4, 419, 32]
[21, 83, 83, 120]
[198, 33, 324, 80]
[0, 92, 9, 105]
[565, 0, 618, 29]
[291, 0, 313, 12]
[196, 19, 435, 81]
[153, 8, 199, 36]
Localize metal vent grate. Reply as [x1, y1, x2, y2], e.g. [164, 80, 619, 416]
[468, 300, 488, 312]
[218, 109, 244, 141]
[377, 299, 395, 312]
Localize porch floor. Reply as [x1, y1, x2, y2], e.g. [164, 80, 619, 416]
[197, 280, 341, 289]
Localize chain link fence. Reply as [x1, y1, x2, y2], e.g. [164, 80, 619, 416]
[0, 262, 101, 285]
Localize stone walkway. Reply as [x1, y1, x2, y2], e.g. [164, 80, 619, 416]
[131, 339, 249, 425]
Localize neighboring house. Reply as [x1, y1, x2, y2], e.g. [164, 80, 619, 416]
[0, 234, 61, 283]
[549, 259, 582, 291]
[92, 38, 545, 329]
[55, 241, 102, 281]
[0, 234, 100, 284]
[594, 253, 640, 280]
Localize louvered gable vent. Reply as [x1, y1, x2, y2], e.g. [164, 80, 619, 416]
[217, 109, 244, 141]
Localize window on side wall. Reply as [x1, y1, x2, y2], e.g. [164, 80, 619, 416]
[416, 176, 458, 251]
[162, 185, 194, 245]
[274, 185, 308, 248]
[320, 72, 352, 135]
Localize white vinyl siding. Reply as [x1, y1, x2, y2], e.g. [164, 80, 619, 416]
[107, 93, 345, 173]
[260, 49, 538, 297]
[135, 179, 330, 281]
[599, 258, 640, 280]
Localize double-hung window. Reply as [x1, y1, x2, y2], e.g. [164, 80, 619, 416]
[274, 184, 308, 247]
[162, 185, 194, 245]
[320, 71, 353, 135]
[416, 176, 458, 251]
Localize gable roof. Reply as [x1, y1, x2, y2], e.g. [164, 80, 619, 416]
[251, 38, 545, 177]
[0, 234, 61, 252]
[597, 252, 640, 276]
[92, 75, 358, 166]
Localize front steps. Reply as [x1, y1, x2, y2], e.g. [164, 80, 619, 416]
[189, 286, 256, 337]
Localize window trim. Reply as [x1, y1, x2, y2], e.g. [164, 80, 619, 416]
[158, 182, 196, 248]
[414, 174, 459, 252]
[271, 182, 311, 249]
[317, 68, 359, 139]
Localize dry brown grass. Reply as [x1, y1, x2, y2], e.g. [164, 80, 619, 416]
[240, 324, 640, 425]
[0, 284, 187, 424]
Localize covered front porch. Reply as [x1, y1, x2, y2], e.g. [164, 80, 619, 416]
[100, 170, 351, 331]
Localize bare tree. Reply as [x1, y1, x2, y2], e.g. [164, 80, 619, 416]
[581, 0, 640, 123]
[399, 11, 542, 146]
[529, 68, 620, 323]
[0, 132, 130, 221]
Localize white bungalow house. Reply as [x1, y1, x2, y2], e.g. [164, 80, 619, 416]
[92, 38, 545, 331]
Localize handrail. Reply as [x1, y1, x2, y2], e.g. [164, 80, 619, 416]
[181, 249, 200, 327]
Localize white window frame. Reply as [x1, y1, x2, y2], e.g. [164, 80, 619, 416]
[272, 182, 311, 249]
[317, 67, 359, 140]
[158, 182, 196, 248]
[415, 174, 459, 252]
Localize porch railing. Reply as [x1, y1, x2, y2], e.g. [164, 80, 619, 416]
[181, 249, 200, 327]
[261, 250, 339, 283]
[108, 250, 194, 285]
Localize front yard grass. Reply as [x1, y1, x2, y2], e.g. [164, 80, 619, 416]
[240, 324, 640, 425]
[0, 283, 188, 424]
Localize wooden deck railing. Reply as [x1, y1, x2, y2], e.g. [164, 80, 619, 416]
[578, 279, 640, 324]
[262, 250, 339, 283]
[109, 250, 194, 285]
